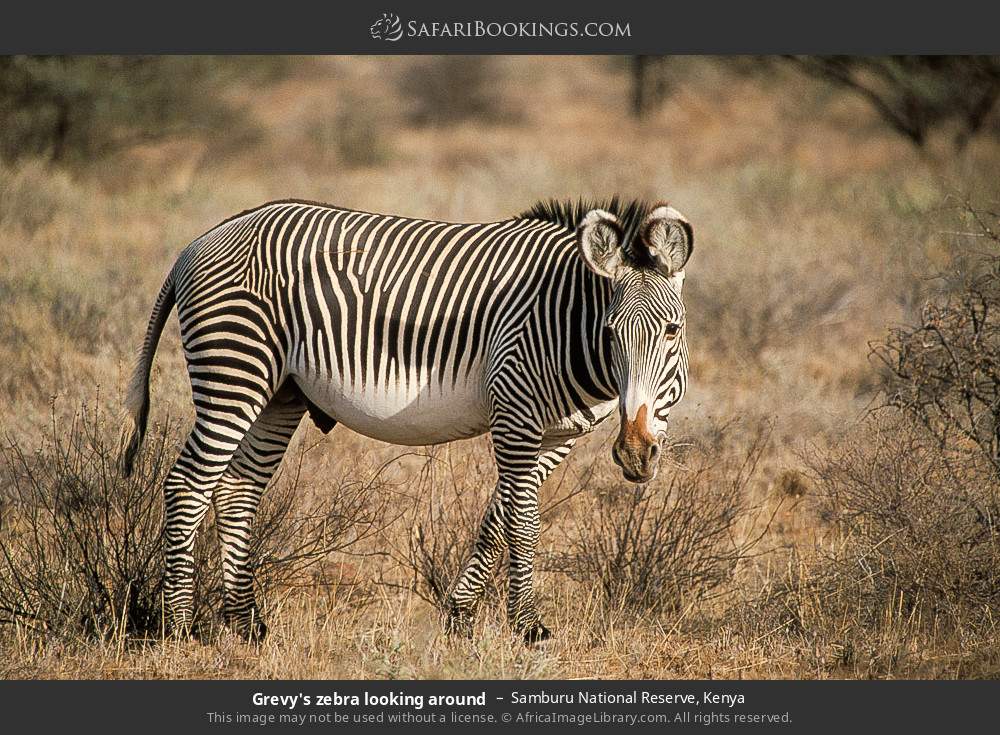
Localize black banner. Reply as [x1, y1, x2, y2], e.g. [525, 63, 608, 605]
[0, 679, 996, 733]
[1, 0, 999, 54]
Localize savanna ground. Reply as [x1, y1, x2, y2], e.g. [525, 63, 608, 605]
[1, 56, 1000, 679]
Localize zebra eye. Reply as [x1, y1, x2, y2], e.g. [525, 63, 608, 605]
[663, 323, 681, 339]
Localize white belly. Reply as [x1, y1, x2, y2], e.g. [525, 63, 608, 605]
[291, 366, 490, 446]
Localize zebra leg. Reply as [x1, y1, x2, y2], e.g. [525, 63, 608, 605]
[446, 431, 576, 642]
[498, 431, 549, 644]
[212, 384, 306, 642]
[507, 437, 578, 644]
[531, 438, 578, 488]
[446, 493, 507, 635]
[162, 402, 268, 637]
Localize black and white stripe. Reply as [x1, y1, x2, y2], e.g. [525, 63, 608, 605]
[123, 197, 693, 642]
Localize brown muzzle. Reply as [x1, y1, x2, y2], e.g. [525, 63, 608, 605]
[612, 404, 660, 483]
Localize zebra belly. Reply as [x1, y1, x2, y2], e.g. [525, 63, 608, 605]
[290, 368, 490, 446]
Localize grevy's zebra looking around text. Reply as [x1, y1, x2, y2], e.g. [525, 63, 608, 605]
[123, 197, 694, 643]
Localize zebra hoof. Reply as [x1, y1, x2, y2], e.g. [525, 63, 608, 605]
[522, 622, 552, 646]
[224, 610, 268, 643]
[165, 623, 196, 642]
[246, 620, 268, 644]
[445, 608, 475, 638]
[233, 618, 268, 644]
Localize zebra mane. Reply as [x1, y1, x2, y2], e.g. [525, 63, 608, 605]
[518, 197, 657, 262]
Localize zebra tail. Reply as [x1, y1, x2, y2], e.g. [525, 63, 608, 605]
[123, 269, 176, 477]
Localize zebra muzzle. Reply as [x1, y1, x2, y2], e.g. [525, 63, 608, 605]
[612, 404, 659, 483]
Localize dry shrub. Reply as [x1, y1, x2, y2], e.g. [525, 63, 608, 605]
[0, 160, 82, 234]
[550, 425, 769, 616]
[775, 469, 809, 498]
[747, 413, 1000, 676]
[309, 91, 392, 168]
[742, 211, 1000, 675]
[876, 220, 1000, 474]
[0, 264, 111, 361]
[394, 447, 500, 609]
[817, 414, 999, 624]
[0, 403, 384, 640]
[0, 407, 171, 638]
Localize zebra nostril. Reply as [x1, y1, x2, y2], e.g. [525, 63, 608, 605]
[647, 443, 660, 463]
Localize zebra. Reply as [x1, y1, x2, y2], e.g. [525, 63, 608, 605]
[122, 197, 693, 644]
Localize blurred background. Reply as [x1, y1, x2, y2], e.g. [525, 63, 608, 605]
[2, 56, 1000, 679]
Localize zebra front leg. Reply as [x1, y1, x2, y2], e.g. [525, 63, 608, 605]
[504, 437, 578, 643]
[212, 386, 306, 642]
[504, 475, 546, 643]
[446, 437, 576, 641]
[517, 437, 577, 643]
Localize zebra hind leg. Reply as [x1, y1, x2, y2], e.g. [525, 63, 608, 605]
[161, 397, 270, 639]
[212, 383, 307, 642]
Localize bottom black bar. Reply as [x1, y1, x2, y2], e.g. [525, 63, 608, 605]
[0, 679, 993, 733]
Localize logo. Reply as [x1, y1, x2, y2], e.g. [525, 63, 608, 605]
[370, 12, 403, 41]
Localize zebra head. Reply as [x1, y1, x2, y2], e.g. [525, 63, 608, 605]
[577, 204, 693, 483]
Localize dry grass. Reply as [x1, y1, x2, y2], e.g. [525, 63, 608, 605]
[548, 422, 770, 616]
[1, 56, 999, 679]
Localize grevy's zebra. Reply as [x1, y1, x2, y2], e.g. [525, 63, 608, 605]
[123, 197, 693, 643]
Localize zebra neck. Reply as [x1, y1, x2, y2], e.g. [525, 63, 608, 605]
[556, 265, 619, 405]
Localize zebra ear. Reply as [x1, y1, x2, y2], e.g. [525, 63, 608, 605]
[641, 205, 693, 278]
[576, 209, 625, 279]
